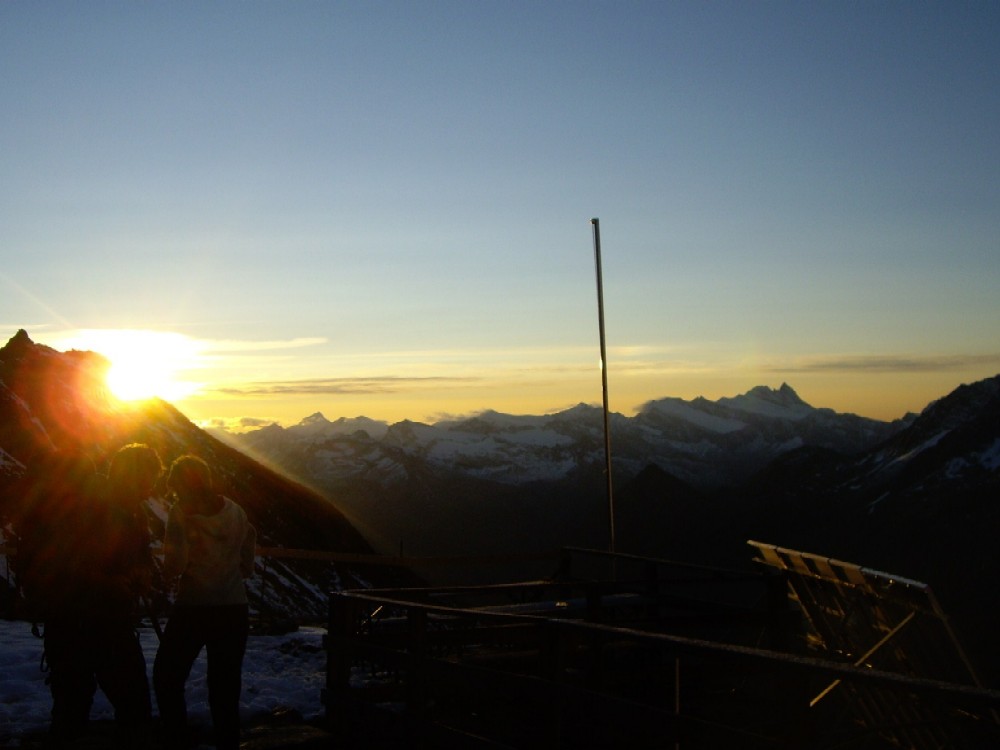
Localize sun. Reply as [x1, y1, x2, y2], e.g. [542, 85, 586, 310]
[63, 329, 204, 403]
[106, 356, 192, 402]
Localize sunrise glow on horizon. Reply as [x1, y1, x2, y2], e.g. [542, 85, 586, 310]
[2, 3, 998, 432]
[15, 326, 996, 434]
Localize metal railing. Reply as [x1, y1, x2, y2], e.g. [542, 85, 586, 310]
[324, 549, 1000, 749]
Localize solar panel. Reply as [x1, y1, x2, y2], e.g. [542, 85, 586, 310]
[749, 540, 997, 749]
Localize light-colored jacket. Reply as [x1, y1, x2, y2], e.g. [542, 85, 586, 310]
[163, 496, 256, 606]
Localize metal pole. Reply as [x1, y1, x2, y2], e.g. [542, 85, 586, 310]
[591, 218, 615, 557]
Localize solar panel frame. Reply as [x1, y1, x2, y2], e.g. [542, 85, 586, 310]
[749, 540, 996, 749]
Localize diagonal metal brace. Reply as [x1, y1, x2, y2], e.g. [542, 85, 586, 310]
[810, 610, 917, 707]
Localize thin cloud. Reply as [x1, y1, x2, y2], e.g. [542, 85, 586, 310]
[202, 337, 328, 353]
[193, 416, 280, 434]
[767, 353, 1000, 374]
[333, 344, 601, 365]
[212, 375, 480, 397]
[238, 417, 278, 429]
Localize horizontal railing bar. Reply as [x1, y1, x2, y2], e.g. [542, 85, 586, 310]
[0, 544, 558, 568]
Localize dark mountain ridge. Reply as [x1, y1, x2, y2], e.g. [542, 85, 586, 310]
[733, 374, 1000, 573]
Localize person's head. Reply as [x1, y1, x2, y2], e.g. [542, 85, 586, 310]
[107, 443, 162, 502]
[167, 455, 219, 515]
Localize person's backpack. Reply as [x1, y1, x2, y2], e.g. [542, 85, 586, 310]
[10, 452, 100, 623]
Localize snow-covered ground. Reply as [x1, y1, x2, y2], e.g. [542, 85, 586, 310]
[0, 618, 327, 745]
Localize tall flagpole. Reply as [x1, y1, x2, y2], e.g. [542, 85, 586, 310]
[591, 218, 616, 557]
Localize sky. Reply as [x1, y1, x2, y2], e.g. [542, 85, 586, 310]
[1, 2, 998, 430]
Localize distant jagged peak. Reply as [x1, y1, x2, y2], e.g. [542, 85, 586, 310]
[718, 383, 814, 420]
[333, 414, 386, 427]
[439, 408, 549, 433]
[640, 384, 811, 417]
[7, 328, 32, 347]
[553, 402, 602, 419]
[287, 412, 389, 440]
[914, 373, 1000, 430]
[747, 382, 808, 406]
[299, 411, 330, 426]
[332, 415, 389, 439]
[383, 418, 438, 446]
[639, 397, 746, 434]
[1, 329, 106, 370]
[1, 329, 44, 362]
[435, 413, 504, 435]
[469, 408, 528, 424]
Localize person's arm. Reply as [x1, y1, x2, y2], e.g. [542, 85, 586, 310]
[129, 522, 155, 599]
[240, 521, 257, 579]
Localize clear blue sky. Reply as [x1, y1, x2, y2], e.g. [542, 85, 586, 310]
[2, 2, 998, 429]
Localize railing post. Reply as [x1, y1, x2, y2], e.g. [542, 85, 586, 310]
[557, 548, 574, 581]
[325, 593, 357, 733]
[674, 655, 682, 750]
[765, 571, 791, 651]
[586, 584, 604, 623]
[542, 619, 566, 748]
[406, 606, 429, 743]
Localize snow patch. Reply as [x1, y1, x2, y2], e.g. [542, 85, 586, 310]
[0, 619, 328, 742]
[718, 394, 812, 421]
[647, 400, 746, 434]
[0, 447, 25, 474]
[945, 457, 970, 479]
[977, 438, 1000, 471]
[891, 430, 950, 466]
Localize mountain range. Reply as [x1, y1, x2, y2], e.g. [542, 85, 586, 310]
[212, 381, 915, 570]
[2, 329, 999, 683]
[220, 383, 911, 492]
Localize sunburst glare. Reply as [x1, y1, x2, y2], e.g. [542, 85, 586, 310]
[58, 329, 205, 402]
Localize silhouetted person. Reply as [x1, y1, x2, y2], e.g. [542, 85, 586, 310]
[12, 451, 101, 742]
[92, 443, 164, 746]
[13, 443, 162, 747]
[153, 455, 256, 750]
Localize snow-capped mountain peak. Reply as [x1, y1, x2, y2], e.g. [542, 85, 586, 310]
[717, 383, 813, 420]
[288, 412, 389, 441]
[640, 398, 746, 434]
